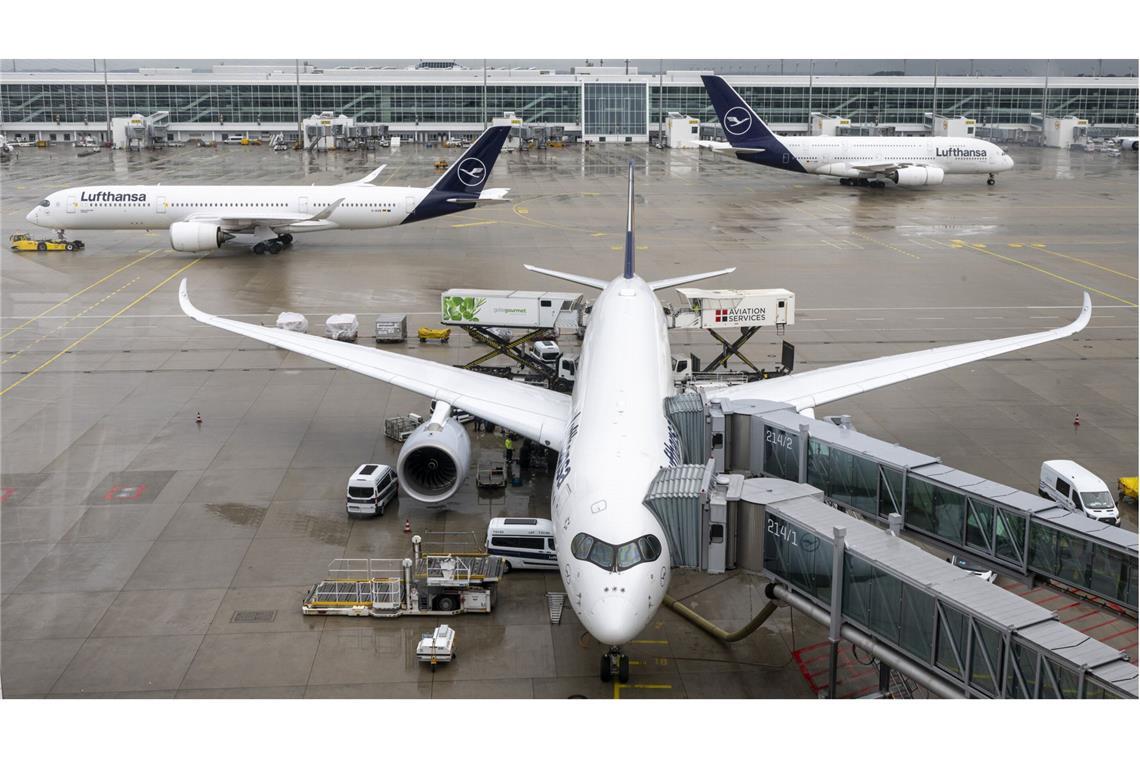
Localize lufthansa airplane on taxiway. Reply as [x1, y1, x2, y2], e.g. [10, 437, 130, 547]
[25, 125, 511, 254]
[701, 74, 1015, 187]
[179, 162, 1087, 683]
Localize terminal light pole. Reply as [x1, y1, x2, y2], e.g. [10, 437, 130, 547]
[296, 59, 303, 146]
[103, 59, 111, 144]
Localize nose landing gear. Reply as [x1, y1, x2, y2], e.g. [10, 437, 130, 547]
[987, 173, 996, 186]
[600, 647, 630, 684]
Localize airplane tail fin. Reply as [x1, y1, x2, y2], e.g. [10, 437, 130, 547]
[431, 125, 511, 194]
[624, 159, 635, 279]
[700, 75, 785, 150]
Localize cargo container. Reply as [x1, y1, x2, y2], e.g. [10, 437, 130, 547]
[374, 313, 408, 343]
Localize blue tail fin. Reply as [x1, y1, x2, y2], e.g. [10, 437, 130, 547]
[624, 160, 635, 279]
[432, 125, 511, 194]
[701, 75, 785, 149]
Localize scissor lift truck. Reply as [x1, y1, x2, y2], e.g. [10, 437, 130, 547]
[302, 554, 504, 618]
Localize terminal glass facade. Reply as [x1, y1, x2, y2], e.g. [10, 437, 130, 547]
[583, 83, 647, 138]
[648, 83, 1139, 126]
[0, 82, 582, 126]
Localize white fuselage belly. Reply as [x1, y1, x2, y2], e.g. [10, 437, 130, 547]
[32, 184, 428, 231]
[785, 136, 1009, 176]
[552, 274, 674, 647]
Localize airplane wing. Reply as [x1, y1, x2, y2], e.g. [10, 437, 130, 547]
[710, 294, 1091, 412]
[185, 198, 346, 232]
[178, 280, 572, 449]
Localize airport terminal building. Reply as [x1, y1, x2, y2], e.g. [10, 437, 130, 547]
[1, 63, 1137, 145]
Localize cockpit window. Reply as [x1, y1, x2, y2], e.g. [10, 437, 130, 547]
[571, 533, 662, 572]
[39, 199, 50, 207]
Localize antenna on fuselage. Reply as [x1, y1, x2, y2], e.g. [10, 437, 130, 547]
[624, 160, 635, 279]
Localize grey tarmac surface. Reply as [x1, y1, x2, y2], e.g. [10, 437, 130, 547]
[1, 140, 1136, 699]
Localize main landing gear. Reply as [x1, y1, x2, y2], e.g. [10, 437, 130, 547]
[987, 173, 996, 186]
[600, 647, 630, 684]
[839, 178, 886, 189]
[252, 233, 294, 255]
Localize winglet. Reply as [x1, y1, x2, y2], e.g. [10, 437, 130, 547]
[624, 160, 635, 279]
[309, 197, 345, 221]
[351, 164, 387, 186]
[179, 279, 208, 323]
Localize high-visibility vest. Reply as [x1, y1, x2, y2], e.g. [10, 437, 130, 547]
[504, 437, 513, 450]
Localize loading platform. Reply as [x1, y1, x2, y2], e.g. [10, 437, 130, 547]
[302, 555, 504, 618]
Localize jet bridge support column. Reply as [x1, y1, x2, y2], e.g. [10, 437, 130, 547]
[827, 526, 847, 700]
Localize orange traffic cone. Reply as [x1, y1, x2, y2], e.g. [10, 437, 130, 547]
[404, 519, 411, 533]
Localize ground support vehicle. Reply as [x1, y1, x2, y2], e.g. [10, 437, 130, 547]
[9, 233, 84, 252]
[302, 554, 504, 618]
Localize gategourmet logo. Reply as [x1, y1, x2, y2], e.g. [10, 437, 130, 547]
[714, 306, 767, 323]
[81, 191, 147, 202]
[442, 295, 486, 322]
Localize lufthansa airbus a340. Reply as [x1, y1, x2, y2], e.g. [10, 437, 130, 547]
[25, 125, 511, 254]
[701, 74, 1015, 187]
[179, 162, 1088, 683]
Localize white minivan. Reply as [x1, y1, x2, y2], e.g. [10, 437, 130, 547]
[1039, 460, 1121, 526]
[485, 517, 557, 570]
[346, 463, 398, 517]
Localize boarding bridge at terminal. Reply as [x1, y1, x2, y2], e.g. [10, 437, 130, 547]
[646, 392, 1139, 699]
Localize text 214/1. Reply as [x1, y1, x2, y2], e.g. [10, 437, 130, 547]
[767, 518, 798, 546]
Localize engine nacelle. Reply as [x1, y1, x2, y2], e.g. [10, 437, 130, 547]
[170, 221, 232, 251]
[888, 166, 945, 186]
[396, 418, 471, 503]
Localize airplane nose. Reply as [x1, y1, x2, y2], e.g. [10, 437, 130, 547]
[25, 208, 38, 224]
[1005, 155, 1015, 169]
[588, 596, 639, 646]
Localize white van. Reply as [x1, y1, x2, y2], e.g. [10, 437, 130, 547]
[1039, 460, 1121, 526]
[485, 517, 557, 570]
[346, 463, 398, 517]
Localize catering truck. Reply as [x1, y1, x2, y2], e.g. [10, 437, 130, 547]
[440, 289, 584, 329]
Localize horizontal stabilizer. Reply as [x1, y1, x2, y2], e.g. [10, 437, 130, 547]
[648, 268, 735, 291]
[446, 188, 511, 205]
[524, 264, 608, 290]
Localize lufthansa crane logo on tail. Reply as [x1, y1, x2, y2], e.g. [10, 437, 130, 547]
[723, 106, 752, 136]
[456, 157, 488, 187]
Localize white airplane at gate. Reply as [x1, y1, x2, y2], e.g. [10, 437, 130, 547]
[179, 161, 1089, 683]
[25, 125, 511, 254]
[701, 75, 1015, 187]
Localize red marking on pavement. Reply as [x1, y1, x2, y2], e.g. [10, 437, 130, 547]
[1099, 626, 1138, 643]
[0, 487, 14, 503]
[1059, 609, 1102, 627]
[1079, 618, 1125, 635]
[103, 484, 147, 501]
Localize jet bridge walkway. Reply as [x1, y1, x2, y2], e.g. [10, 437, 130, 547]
[742, 479, 1137, 699]
[664, 393, 1139, 615]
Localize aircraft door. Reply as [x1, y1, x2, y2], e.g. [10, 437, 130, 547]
[156, 196, 167, 214]
[66, 195, 77, 214]
[405, 195, 416, 214]
[298, 196, 308, 213]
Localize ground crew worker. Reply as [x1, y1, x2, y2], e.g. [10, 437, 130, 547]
[504, 434, 514, 464]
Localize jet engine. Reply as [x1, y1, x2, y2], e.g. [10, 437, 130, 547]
[396, 407, 471, 503]
[170, 221, 233, 251]
[888, 166, 945, 186]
